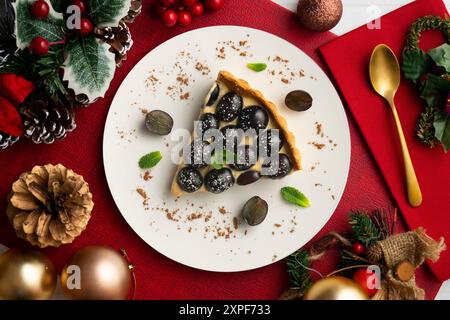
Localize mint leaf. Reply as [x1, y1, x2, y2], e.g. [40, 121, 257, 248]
[89, 0, 131, 27]
[281, 187, 310, 208]
[14, 0, 65, 49]
[420, 74, 450, 108]
[63, 35, 116, 100]
[428, 43, 450, 73]
[434, 112, 450, 153]
[402, 49, 431, 83]
[211, 150, 235, 169]
[139, 151, 162, 169]
[247, 63, 267, 72]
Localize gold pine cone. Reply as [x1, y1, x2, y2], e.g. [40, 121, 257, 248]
[6, 164, 94, 248]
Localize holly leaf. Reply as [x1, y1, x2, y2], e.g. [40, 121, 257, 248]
[49, 0, 67, 13]
[420, 74, 450, 108]
[89, 0, 131, 27]
[434, 112, 450, 153]
[13, 0, 65, 49]
[402, 49, 432, 83]
[63, 35, 116, 100]
[428, 43, 450, 73]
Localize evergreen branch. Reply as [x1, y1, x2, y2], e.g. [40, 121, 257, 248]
[0, 45, 67, 100]
[285, 249, 312, 292]
[417, 105, 439, 147]
[348, 210, 382, 247]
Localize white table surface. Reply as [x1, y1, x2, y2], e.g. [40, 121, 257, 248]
[1, 0, 449, 300]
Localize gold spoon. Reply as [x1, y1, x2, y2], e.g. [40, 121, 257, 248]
[369, 44, 422, 207]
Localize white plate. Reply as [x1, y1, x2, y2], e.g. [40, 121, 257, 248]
[103, 26, 350, 272]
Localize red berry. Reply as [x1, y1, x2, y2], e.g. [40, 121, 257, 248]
[353, 268, 379, 297]
[72, 0, 87, 14]
[29, 37, 49, 55]
[205, 0, 224, 11]
[79, 17, 93, 36]
[160, 0, 175, 7]
[177, 11, 192, 26]
[183, 0, 197, 6]
[162, 9, 178, 27]
[352, 242, 365, 255]
[189, 2, 204, 16]
[31, 0, 49, 20]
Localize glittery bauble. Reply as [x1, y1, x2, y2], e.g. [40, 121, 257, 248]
[304, 276, 369, 300]
[60, 246, 132, 300]
[0, 249, 57, 300]
[297, 0, 343, 32]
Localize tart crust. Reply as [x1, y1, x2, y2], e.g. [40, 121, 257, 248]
[217, 71, 302, 171]
[171, 71, 302, 197]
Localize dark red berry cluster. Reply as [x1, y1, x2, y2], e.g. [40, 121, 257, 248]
[156, 0, 225, 27]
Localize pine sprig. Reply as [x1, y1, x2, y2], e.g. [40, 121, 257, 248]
[285, 249, 312, 291]
[0, 45, 67, 100]
[417, 105, 439, 147]
[348, 210, 382, 247]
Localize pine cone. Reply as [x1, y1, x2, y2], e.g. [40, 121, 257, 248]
[6, 164, 94, 248]
[95, 21, 133, 67]
[0, 132, 19, 149]
[123, 0, 142, 24]
[19, 97, 76, 144]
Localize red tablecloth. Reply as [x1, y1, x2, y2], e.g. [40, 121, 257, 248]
[0, 0, 441, 299]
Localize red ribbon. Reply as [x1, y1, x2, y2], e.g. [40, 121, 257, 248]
[0, 74, 35, 137]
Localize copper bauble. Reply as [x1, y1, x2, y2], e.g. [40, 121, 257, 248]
[0, 249, 57, 300]
[61, 246, 132, 300]
[304, 276, 369, 300]
[297, 0, 343, 32]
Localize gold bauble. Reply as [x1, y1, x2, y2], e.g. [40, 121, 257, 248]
[0, 249, 57, 300]
[61, 246, 132, 300]
[304, 276, 369, 300]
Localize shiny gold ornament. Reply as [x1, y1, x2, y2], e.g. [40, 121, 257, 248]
[304, 276, 369, 300]
[297, 0, 343, 32]
[61, 246, 132, 300]
[0, 249, 57, 300]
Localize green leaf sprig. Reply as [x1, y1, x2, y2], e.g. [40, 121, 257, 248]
[281, 187, 310, 208]
[139, 151, 162, 169]
[247, 63, 267, 72]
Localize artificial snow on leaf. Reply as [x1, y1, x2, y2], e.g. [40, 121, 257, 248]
[434, 113, 450, 153]
[14, 0, 65, 50]
[89, 0, 132, 28]
[402, 49, 431, 83]
[428, 43, 450, 73]
[62, 35, 116, 100]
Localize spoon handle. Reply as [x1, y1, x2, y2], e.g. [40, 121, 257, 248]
[389, 100, 423, 207]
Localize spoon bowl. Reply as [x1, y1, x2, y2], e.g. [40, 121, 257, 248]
[370, 45, 401, 102]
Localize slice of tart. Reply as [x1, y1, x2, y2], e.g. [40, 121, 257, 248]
[171, 71, 301, 197]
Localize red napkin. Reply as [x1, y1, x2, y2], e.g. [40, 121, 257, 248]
[320, 0, 450, 281]
[0, 0, 442, 299]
